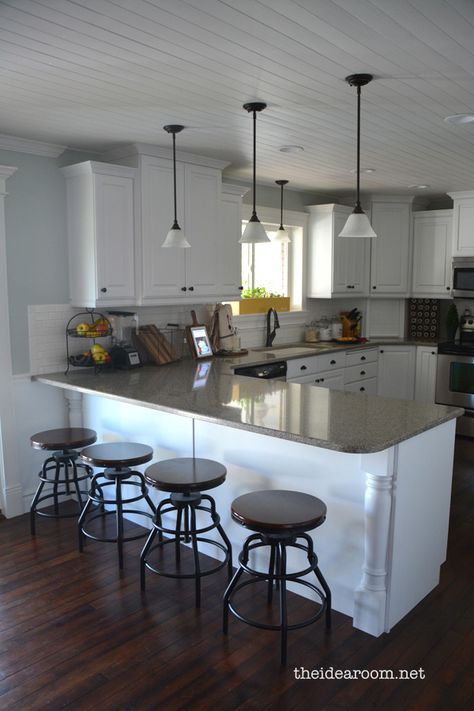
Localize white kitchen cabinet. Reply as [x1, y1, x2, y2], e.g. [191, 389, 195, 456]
[218, 183, 247, 296]
[412, 211, 452, 297]
[377, 345, 416, 400]
[294, 369, 345, 390]
[307, 204, 369, 298]
[62, 161, 137, 308]
[286, 350, 346, 380]
[370, 199, 412, 295]
[414, 345, 438, 403]
[140, 156, 224, 302]
[345, 378, 377, 394]
[448, 191, 474, 256]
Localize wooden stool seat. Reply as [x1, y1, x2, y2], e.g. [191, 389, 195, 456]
[80, 442, 154, 469]
[29, 428, 97, 535]
[140, 457, 232, 606]
[30, 427, 97, 451]
[145, 457, 227, 493]
[231, 490, 326, 533]
[224, 489, 331, 665]
[78, 442, 155, 569]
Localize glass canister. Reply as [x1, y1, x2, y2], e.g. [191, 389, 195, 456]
[319, 316, 332, 341]
[304, 321, 320, 343]
[331, 316, 343, 339]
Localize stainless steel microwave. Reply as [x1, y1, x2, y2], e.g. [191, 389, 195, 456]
[452, 257, 474, 298]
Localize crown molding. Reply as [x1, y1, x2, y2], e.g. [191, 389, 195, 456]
[0, 134, 66, 158]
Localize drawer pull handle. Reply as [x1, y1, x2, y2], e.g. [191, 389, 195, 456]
[300, 365, 307, 371]
[360, 370, 366, 376]
[361, 356, 366, 361]
[100, 287, 107, 293]
[360, 386, 365, 392]
[330, 359, 336, 365]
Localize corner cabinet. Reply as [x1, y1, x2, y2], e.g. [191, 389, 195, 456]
[62, 161, 137, 308]
[307, 204, 369, 298]
[414, 346, 438, 403]
[377, 345, 416, 400]
[369, 198, 412, 296]
[448, 191, 474, 256]
[412, 210, 452, 298]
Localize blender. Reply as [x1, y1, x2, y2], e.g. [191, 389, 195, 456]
[107, 311, 142, 368]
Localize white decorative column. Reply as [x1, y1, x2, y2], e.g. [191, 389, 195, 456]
[64, 390, 84, 427]
[353, 448, 395, 636]
[0, 166, 19, 517]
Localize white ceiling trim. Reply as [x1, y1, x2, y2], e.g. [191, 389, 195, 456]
[0, 133, 66, 158]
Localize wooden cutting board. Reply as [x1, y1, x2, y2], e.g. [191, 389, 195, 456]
[133, 324, 177, 365]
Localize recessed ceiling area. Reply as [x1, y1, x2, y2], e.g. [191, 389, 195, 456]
[1, 0, 474, 199]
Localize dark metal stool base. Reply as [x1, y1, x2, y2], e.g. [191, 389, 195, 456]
[140, 491, 233, 607]
[30, 450, 93, 535]
[223, 532, 331, 665]
[78, 467, 156, 569]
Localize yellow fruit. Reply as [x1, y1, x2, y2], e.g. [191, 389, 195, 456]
[76, 322, 90, 335]
[91, 344, 106, 354]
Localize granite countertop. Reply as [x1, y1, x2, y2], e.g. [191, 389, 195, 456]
[35, 346, 461, 454]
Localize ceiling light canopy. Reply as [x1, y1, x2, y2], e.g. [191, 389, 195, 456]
[339, 74, 377, 239]
[444, 114, 474, 125]
[162, 124, 190, 248]
[273, 180, 291, 243]
[240, 102, 270, 244]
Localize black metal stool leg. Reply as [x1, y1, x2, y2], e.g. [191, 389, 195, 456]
[267, 541, 276, 603]
[115, 475, 124, 569]
[175, 507, 183, 564]
[301, 532, 332, 629]
[140, 526, 159, 591]
[190, 505, 201, 607]
[279, 542, 288, 666]
[30, 478, 47, 536]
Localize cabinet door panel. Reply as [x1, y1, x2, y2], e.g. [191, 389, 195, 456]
[219, 193, 242, 295]
[141, 157, 185, 300]
[371, 203, 410, 293]
[414, 346, 438, 403]
[95, 174, 135, 303]
[377, 346, 415, 400]
[412, 215, 452, 296]
[185, 164, 220, 296]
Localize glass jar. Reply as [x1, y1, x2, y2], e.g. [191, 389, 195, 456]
[319, 316, 332, 341]
[331, 316, 343, 339]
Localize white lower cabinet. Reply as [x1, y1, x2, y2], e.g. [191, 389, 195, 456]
[292, 369, 345, 390]
[414, 346, 438, 403]
[377, 345, 416, 400]
[345, 378, 377, 394]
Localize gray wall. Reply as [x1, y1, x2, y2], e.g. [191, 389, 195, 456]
[3, 148, 97, 374]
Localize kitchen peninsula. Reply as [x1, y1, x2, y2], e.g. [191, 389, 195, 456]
[35, 355, 462, 638]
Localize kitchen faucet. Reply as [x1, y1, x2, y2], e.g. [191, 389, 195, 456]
[265, 308, 280, 347]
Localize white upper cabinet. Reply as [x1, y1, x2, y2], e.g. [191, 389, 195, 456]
[62, 161, 137, 308]
[219, 184, 248, 296]
[448, 191, 474, 256]
[307, 204, 369, 298]
[140, 156, 223, 302]
[412, 210, 452, 298]
[369, 198, 412, 295]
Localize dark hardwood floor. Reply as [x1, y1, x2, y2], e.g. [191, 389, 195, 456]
[1, 438, 473, 710]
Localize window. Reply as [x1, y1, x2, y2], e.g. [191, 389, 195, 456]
[240, 207, 306, 311]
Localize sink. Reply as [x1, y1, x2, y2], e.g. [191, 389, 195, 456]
[250, 346, 321, 356]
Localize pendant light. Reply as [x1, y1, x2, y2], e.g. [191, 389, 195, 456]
[239, 102, 270, 243]
[339, 74, 377, 238]
[162, 124, 190, 248]
[273, 179, 291, 243]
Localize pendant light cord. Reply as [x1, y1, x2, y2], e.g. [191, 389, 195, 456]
[172, 131, 178, 227]
[251, 108, 257, 218]
[279, 182, 284, 229]
[356, 84, 361, 210]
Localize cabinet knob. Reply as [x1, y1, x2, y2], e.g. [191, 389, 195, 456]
[300, 365, 307, 371]
[360, 370, 366, 376]
[380, 349, 384, 353]
[432, 351, 436, 355]
[361, 356, 366, 361]
[321, 378, 325, 382]
[446, 287, 450, 291]
[188, 286, 194, 292]
[330, 359, 336, 365]
[100, 287, 107, 293]
[372, 285, 377, 290]
[238, 286, 244, 291]
[360, 386, 365, 392]
[181, 286, 187, 292]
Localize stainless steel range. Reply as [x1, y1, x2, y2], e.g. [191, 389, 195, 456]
[436, 340, 474, 436]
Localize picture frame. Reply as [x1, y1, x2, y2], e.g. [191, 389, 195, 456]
[189, 325, 213, 359]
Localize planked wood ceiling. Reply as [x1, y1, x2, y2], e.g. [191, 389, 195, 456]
[1, 0, 474, 198]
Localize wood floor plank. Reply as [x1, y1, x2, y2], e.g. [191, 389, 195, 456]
[0, 437, 472, 710]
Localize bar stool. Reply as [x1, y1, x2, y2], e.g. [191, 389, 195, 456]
[30, 427, 97, 535]
[78, 442, 156, 569]
[223, 489, 331, 665]
[140, 457, 233, 607]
